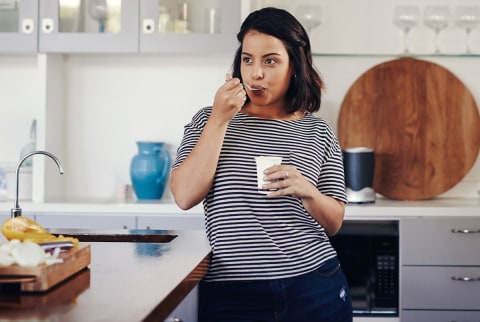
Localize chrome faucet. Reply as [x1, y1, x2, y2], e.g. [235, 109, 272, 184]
[11, 151, 64, 218]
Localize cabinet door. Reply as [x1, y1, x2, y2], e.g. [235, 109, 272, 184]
[402, 310, 480, 322]
[32, 212, 136, 229]
[137, 213, 204, 231]
[140, 0, 240, 53]
[401, 217, 480, 265]
[38, 0, 139, 53]
[164, 285, 198, 322]
[0, 0, 38, 53]
[402, 266, 480, 310]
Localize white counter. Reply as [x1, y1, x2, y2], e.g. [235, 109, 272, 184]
[1, 197, 479, 218]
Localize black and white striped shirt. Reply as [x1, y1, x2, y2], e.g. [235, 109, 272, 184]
[173, 106, 347, 281]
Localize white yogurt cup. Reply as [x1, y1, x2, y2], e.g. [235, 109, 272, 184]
[254, 156, 282, 193]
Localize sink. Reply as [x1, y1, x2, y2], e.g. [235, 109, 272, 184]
[47, 229, 177, 243]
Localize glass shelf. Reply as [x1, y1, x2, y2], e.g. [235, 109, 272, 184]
[313, 52, 480, 58]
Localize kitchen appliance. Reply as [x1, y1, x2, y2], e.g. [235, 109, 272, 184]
[343, 147, 375, 203]
[330, 220, 399, 317]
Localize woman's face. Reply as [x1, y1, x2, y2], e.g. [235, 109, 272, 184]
[240, 30, 293, 111]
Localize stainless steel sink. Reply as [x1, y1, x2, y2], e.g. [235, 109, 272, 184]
[47, 229, 177, 243]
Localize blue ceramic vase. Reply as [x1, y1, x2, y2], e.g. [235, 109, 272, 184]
[130, 141, 171, 200]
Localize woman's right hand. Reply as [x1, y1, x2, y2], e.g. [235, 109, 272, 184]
[211, 74, 247, 124]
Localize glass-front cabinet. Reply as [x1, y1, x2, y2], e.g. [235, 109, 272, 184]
[139, 0, 241, 53]
[0, 0, 38, 53]
[34, 0, 241, 53]
[38, 0, 139, 53]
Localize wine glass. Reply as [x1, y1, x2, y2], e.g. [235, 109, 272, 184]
[454, 6, 480, 54]
[295, 4, 322, 33]
[88, 0, 109, 33]
[393, 6, 421, 54]
[424, 6, 451, 54]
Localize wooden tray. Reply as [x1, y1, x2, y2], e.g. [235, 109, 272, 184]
[0, 243, 91, 292]
[338, 58, 480, 200]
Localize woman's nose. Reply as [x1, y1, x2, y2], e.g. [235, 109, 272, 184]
[251, 64, 264, 80]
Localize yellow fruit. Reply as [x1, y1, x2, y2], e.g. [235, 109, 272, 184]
[2, 216, 79, 248]
[2, 216, 47, 239]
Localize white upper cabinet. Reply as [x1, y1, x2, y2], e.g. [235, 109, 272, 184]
[27, 0, 241, 54]
[139, 0, 241, 53]
[0, 0, 38, 53]
[38, 0, 139, 53]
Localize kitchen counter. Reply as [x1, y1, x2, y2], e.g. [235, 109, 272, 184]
[1, 197, 479, 218]
[0, 198, 478, 239]
[0, 230, 211, 321]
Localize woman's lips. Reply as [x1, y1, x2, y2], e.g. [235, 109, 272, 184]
[250, 85, 265, 91]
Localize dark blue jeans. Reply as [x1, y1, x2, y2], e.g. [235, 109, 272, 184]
[198, 257, 353, 322]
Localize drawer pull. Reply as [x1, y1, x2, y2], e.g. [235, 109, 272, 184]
[451, 228, 480, 234]
[451, 276, 480, 281]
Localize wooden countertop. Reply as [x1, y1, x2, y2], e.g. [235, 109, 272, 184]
[0, 230, 211, 321]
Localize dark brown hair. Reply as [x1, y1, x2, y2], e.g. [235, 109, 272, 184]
[232, 7, 324, 113]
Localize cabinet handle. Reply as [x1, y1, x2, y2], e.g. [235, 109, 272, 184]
[451, 276, 480, 281]
[42, 19, 54, 34]
[450, 228, 480, 234]
[22, 19, 34, 34]
[143, 19, 155, 34]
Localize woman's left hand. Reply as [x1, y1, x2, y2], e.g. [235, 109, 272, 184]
[262, 165, 316, 198]
[262, 164, 345, 235]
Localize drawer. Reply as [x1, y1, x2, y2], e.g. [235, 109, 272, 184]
[402, 266, 480, 310]
[402, 310, 480, 322]
[137, 214, 205, 230]
[401, 217, 480, 265]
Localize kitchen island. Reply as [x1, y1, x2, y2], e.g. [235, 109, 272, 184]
[0, 230, 211, 321]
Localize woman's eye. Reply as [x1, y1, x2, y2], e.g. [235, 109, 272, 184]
[265, 58, 276, 65]
[242, 57, 253, 63]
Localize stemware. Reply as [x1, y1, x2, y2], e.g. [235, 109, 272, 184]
[393, 6, 421, 54]
[88, 0, 108, 33]
[295, 4, 322, 33]
[454, 6, 480, 54]
[424, 6, 451, 54]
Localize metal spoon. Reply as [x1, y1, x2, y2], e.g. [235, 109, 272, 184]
[243, 83, 262, 91]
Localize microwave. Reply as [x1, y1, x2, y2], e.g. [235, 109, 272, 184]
[329, 220, 399, 317]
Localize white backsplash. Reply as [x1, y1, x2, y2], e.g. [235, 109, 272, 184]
[1, 0, 480, 202]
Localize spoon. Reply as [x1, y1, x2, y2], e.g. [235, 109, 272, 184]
[243, 83, 262, 91]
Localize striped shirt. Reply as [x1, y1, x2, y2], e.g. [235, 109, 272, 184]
[172, 106, 347, 281]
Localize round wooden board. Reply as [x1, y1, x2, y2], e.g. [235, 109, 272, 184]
[338, 58, 480, 200]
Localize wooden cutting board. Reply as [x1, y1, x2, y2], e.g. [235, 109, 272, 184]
[0, 269, 91, 309]
[0, 243, 91, 291]
[338, 58, 480, 200]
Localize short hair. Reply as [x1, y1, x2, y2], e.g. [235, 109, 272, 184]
[231, 7, 324, 114]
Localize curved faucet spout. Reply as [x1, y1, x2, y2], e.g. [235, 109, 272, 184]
[11, 151, 64, 218]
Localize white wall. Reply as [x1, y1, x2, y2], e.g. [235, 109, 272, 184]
[0, 55, 40, 167]
[1, 0, 480, 202]
[62, 53, 233, 200]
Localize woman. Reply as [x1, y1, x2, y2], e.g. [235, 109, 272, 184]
[170, 7, 353, 322]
